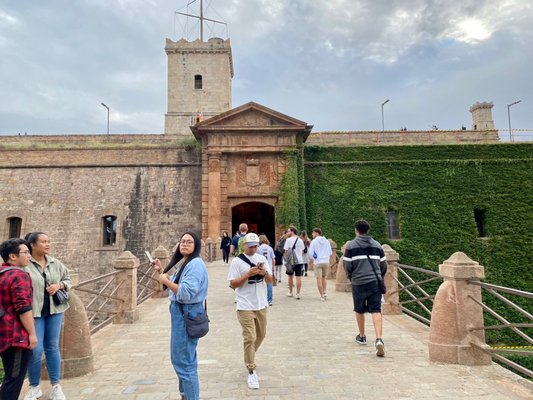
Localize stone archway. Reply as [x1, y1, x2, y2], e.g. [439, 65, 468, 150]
[232, 202, 275, 245]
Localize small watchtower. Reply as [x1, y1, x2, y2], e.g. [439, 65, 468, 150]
[469, 101, 495, 130]
[164, 2, 233, 136]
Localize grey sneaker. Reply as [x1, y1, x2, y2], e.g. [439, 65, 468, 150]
[355, 334, 367, 345]
[375, 338, 385, 357]
[49, 384, 66, 400]
[247, 371, 260, 389]
[24, 385, 43, 400]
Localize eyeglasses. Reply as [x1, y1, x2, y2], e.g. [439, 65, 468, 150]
[18, 251, 31, 255]
[180, 240, 194, 245]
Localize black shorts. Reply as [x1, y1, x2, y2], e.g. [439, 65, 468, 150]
[352, 281, 382, 314]
[286, 264, 304, 277]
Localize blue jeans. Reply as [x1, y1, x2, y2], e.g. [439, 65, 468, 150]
[170, 302, 202, 400]
[267, 283, 273, 304]
[28, 312, 64, 386]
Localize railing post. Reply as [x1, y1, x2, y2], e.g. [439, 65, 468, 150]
[113, 251, 139, 324]
[382, 244, 401, 315]
[326, 239, 337, 279]
[428, 252, 491, 365]
[335, 242, 351, 292]
[58, 271, 94, 378]
[152, 245, 169, 298]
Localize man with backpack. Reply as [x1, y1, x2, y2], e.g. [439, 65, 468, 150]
[343, 220, 388, 357]
[230, 223, 248, 256]
[0, 238, 38, 399]
[283, 226, 305, 299]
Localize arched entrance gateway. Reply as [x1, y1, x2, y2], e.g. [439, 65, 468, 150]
[232, 201, 276, 245]
[191, 102, 312, 243]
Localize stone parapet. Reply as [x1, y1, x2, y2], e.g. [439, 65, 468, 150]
[382, 244, 401, 315]
[113, 251, 139, 324]
[335, 243, 351, 292]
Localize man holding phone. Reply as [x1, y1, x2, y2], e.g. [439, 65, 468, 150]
[227, 233, 273, 390]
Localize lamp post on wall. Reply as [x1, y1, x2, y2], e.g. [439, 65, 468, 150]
[381, 99, 390, 133]
[507, 100, 521, 143]
[101, 102, 110, 135]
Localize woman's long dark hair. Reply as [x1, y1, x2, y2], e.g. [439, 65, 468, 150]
[24, 231, 46, 255]
[163, 231, 202, 274]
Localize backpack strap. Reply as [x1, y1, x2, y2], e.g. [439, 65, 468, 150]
[0, 266, 22, 275]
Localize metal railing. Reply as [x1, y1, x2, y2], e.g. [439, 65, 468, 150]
[391, 263, 442, 325]
[467, 281, 533, 379]
[72, 271, 124, 335]
[136, 260, 160, 305]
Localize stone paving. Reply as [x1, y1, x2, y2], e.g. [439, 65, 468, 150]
[22, 259, 532, 399]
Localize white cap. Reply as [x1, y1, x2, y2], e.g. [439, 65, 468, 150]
[243, 233, 260, 246]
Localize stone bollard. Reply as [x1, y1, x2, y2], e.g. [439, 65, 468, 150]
[428, 252, 491, 365]
[206, 238, 213, 262]
[54, 271, 94, 379]
[215, 237, 222, 261]
[152, 245, 170, 298]
[326, 239, 338, 280]
[113, 251, 139, 324]
[335, 243, 351, 292]
[382, 245, 402, 315]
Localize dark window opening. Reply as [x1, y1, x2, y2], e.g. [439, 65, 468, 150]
[103, 215, 117, 246]
[386, 211, 400, 239]
[474, 209, 486, 237]
[194, 74, 202, 90]
[8, 217, 22, 238]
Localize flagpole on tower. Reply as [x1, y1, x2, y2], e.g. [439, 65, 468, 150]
[175, 0, 226, 41]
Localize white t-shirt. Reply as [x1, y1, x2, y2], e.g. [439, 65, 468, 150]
[283, 236, 305, 265]
[257, 244, 275, 268]
[227, 253, 270, 310]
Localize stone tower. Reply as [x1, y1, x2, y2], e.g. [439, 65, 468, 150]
[469, 101, 495, 130]
[164, 38, 234, 136]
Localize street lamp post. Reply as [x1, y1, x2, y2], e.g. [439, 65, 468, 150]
[101, 102, 110, 135]
[507, 100, 521, 143]
[381, 99, 390, 133]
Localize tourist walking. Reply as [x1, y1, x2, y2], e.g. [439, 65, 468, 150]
[230, 223, 248, 256]
[0, 238, 37, 400]
[308, 228, 332, 301]
[343, 220, 388, 356]
[151, 231, 208, 400]
[24, 232, 72, 400]
[227, 233, 273, 389]
[283, 227, 305, 299]
[257, 235, 275, 306]
[300, 230, 311, 276]
[220, 231, 231, 263]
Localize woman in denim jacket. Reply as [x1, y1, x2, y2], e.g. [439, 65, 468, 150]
[151, 231, 208, 400]
[24, 232, 72, 400]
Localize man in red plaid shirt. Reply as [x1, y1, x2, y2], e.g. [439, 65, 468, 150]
[0, 238, 37, 400]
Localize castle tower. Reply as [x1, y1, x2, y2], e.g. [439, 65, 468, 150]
[164, 38, 234, 136]
[469, 101, 495, 130]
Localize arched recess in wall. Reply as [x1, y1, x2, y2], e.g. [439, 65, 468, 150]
[6, 216, 22, 239]
[386, 210, 401, 240]
[231, 202, 275, 246]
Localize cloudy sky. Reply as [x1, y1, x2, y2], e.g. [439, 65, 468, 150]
[1, 0, 532, 141]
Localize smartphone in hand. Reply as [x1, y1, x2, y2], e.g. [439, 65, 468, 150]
[145, 251, 154, 263]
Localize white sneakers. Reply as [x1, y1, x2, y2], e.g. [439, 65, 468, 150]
[26, 384, 65, 400]
[24, 385, 43, 400]
[247, 371, 260, 389]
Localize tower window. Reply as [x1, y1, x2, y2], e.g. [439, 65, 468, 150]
[194, 74, 203, 90]
[474, 209, 486, 237]
[7, 217, 22, 239]
[103, 215, 117, 246]
[386, 211, 400, 239]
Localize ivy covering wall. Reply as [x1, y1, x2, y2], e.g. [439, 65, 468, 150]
[304, 143, 533, 360]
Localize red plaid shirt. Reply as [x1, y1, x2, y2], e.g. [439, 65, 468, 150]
[0, 263, 33, 353]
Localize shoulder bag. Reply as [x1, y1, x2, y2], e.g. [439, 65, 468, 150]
[365, 251, 387, 294]
[174, 260, 209, 339]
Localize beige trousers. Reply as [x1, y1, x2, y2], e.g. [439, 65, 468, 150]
[237, 308, 268, 372]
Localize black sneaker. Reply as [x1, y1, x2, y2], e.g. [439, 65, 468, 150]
[375, 338, 385, 357]
[355, 334, 367, 345]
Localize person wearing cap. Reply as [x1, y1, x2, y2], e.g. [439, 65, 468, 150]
[227, 232, 273, 390]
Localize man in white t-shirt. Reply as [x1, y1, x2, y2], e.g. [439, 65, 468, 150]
[308, 227, 333, 301]
[227, 233, 273, 390]
[283, 226, 305, 299]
